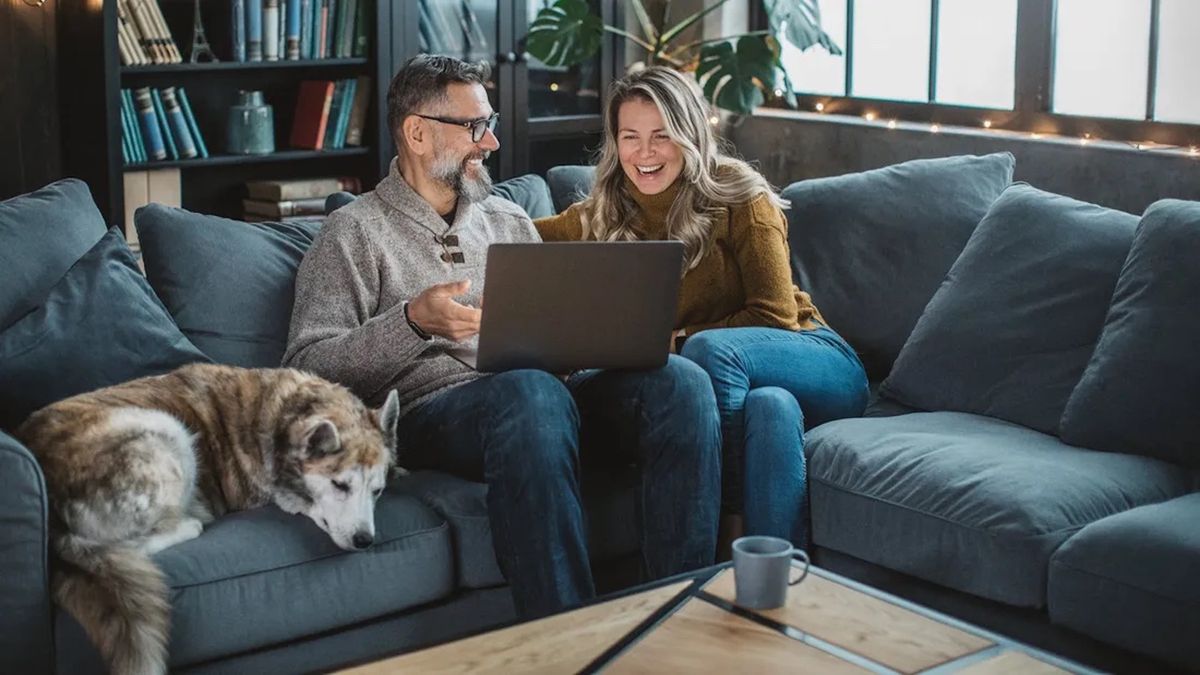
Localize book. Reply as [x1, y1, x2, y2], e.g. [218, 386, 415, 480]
[175, 87, 209, 159]
[337, 0, 356, 58]
[322, 80, 345, 150]
[124, 168, 182, 248]
[160, 87, 198, 159]
[278, 0, 287, 60]
[247, 0, 263, 61]
[316, 0, 329, 59]
[246, 176, 359, 201]
[231, 0, 246, 61]
[264, 0, 280, 61]
[120, 90, 140, 164]
[334, 77, 356, 149]
[352, 0, 368, 57]
[309, 0, 322, 59]
[150, 88, 178, 160]
[344, 75, 370, 147]
[123, 90, 148, 163]
[145, 0, 182, 62]
[298, 0, 311, 60]
[243, 197, 328, 217]
[133, 87, 167, 160]
[123, 0, 161, 63]
[286, 0, 301, 59]
[289, 80, 335, 149]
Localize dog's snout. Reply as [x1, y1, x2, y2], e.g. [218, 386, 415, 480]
[352, 531, 374, 550]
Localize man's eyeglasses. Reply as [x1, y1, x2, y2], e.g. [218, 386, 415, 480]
[414, 112, 499, 143]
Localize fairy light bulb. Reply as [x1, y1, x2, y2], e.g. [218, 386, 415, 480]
[982, 120, 993, 129]
[549, 82, 559, 92]
[930, 124, 941, 133]
[814, 102, 825, 112]
[887, 120, 898, 130]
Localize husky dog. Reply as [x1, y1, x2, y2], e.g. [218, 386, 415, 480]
[16, 363, 401, 675]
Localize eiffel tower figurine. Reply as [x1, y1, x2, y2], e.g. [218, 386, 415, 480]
[189, 0, 219, 63]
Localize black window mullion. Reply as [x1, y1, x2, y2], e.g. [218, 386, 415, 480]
[844, 0, 856, 96]
[1146, 0, 1160, 121]
[928, 0, 940, 103]
[1014, 0, 1056, 113]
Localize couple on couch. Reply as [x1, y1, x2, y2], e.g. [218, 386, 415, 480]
[283, 54, 869, 619]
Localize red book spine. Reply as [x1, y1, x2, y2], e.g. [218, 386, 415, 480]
[289, 80, 335, 149]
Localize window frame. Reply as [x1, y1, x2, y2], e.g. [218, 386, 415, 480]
[755, 0, 1199, 148]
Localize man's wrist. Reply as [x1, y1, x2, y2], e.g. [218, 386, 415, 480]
[403, 301, 433, 341]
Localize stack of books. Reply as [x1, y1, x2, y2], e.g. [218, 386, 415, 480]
[231, 0, 371, 62]
[417, 0, 488, 56]
[121, 86, 209, 165]
[243, 176, 361, 221]
[289, 77, 371, 150]
[117, 0, 183, 65]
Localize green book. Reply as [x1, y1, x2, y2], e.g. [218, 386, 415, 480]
[352, 0, 368, 57]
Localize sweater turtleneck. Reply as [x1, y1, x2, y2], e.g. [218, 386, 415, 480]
[625, 175, 681, 237]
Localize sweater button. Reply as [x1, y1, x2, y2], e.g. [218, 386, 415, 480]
[440, 251, 452, 263]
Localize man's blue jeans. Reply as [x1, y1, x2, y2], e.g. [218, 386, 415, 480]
[395, 355, 721, 618]
[681, 326, 868, 547]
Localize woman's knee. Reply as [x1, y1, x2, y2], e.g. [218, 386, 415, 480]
[745, 386, 803, 429]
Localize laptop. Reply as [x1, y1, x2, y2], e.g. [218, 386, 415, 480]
[449, 241, 685, 373]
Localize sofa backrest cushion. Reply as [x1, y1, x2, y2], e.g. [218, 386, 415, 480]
[0, 178, 107, 331]
[880, 183, 1138, 435]
[136, 205, 321, 368]
[491, 173, 556, 219]
[1059, 199, 1200, 467]
[546, 165, 597, 213]
[782, 153, 1015, 380]
[0, 228, 209, 431]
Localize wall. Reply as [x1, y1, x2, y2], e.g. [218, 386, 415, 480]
[729, 111, 1200, 215]
[0, 0, 61, 200]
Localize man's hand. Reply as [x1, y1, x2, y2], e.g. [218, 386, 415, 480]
[407, 280, 481, 342]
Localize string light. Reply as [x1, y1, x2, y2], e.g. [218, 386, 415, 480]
[982, 120, 993, 129]
[1190, 147, 1199, 157]
[549, 83, 559, 92]
[863, 112, 876, 122]
[930, 124, 941, 133]
[814, 102, 825, 112]
[774, 89, 784, 97]
[1030, 132, 1043, 139]
[887, 120, 898, 129]
[708, 115, 720, 126]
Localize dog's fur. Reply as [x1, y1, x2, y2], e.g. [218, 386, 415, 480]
[16, 363, 401, 675]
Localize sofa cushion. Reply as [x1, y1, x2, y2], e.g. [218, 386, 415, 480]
[880, 184, 1138, 434]
[1060, 199, 1200, 468]
[135, 205, 321, 368]
[491, 173, 556, 220]
[782, 153, 1014, 380]
[545, 165, 597, 213]
[0, 228, 209, 431]
[154, 490, 452, 667]
[805, 411, 1196, 608]
[1048, 492, 1200, 670]
[0, 179, 107, 331]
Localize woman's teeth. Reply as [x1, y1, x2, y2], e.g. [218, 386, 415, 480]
[637, 164, 664, 175]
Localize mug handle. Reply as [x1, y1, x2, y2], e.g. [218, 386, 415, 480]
[788, 549, 811, 586]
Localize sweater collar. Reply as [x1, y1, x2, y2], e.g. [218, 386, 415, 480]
[625, 174, 682, 234]
[377, 157, 465, 233]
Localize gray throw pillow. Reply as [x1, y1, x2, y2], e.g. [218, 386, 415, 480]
[1059, 199, 1200, 467]
[136, 205, 322, 368]
[546, 165, 596, 213]
[782, 153, 1014, 380]
[880, 183, 1138, 434]
[491, 173, 555, 220]
[0, 179, 107, 330]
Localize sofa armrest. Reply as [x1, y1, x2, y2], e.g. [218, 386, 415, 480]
[0, 430, 54, 673]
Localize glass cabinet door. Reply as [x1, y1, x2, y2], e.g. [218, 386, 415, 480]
[524, 0, 603, 119]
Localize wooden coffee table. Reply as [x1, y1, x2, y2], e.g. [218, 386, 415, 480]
[338, 564, 1099, 674]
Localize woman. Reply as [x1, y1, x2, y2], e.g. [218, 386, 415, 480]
[534, 67, 868, 549]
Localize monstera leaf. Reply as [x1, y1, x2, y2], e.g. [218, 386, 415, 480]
[696, 36, 780, 115]
[527, 0, 604, 67]
[764, 0, 843, 54]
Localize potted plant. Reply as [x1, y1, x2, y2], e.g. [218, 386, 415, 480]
[526, 0, 841, 115]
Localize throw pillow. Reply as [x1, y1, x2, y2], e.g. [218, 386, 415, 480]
[782, 153, 1015, 380]
[546, 165, 597, 213]
[136, 205, 321, 368]
[0, 178, 107, 330]
[1059, 199, 1200, 467]
[880, 183, 1138, 434]
[0, 228, 209, 431]
[491, 173, 555, 220]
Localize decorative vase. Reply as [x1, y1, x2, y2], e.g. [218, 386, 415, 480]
[226, 90, 275, 155]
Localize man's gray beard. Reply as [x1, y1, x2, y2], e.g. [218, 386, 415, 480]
[431, 153, 493, 204]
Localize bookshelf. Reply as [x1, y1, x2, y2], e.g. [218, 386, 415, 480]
[60, 0, 394, 228]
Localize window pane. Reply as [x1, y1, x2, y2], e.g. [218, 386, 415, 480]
[779, 0, 847, 97]
[1154, 0, 1200, 124]
[935, 0, 1016, 109]
[851, 0, 931, 102]
[526, 0, 602, 118]
[1053, 0, 1151, 120]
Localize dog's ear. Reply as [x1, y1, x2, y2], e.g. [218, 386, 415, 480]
[302, 419, 341, 458]
[377, 390, 400, 456]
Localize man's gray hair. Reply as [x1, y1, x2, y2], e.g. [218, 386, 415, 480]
[387, 54, 491, 143]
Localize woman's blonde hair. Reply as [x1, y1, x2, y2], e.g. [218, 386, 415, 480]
[580, 66, 787, 269]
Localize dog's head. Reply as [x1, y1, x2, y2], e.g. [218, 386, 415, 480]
[273, 385, 401, 552]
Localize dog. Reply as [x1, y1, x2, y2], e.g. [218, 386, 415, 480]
[16, 363, 401, 675]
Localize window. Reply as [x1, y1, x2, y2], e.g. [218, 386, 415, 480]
[1150, 0, 1200, 125]
[1053, 0, 1151, 120]
[935, 0, 1018, 109]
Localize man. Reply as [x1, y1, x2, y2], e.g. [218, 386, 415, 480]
[284, 55, 720, 618]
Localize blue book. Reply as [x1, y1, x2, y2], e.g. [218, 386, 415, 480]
[128, 90, 148, 162]
[322, 80, 344, 150]
[150, 89, 178, 160]
[310, 0, 321, 59]
[299, 0, 311, 59]
[335, 77, 355, 148]
[160, 87, 198, 159]
[286, 0, 301, 59]
[247, 0, 263, 61]
[133, 88, 167, 160]
[176, 87, 209, 159]
[121, 91, 143, 163]
[118, 90, 133, 164]
[231, 0, 246, 61]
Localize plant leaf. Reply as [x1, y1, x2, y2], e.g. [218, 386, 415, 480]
[696, 36, 780, 115]
[764, 0, 843, 54]
[526, 0, 604, 67]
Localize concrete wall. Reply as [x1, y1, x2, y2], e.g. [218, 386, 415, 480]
[728, 111, 1200, 215]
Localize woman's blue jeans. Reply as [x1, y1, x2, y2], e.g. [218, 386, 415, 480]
[681, 326, 868, 547]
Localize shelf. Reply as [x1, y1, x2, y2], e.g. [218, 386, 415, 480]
[122, 58, 369, 76]
[123, 147, 370, 170]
